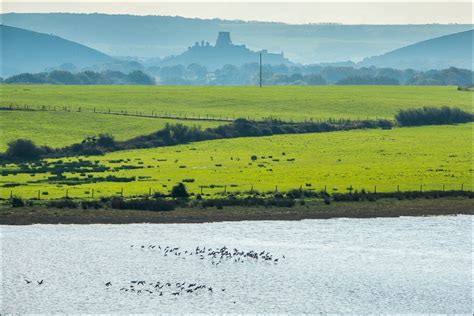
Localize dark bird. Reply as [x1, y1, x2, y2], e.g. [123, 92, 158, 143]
[105, 282, 112, 287]
[24, 279, 32, 284]
[37, 280, 44, 285]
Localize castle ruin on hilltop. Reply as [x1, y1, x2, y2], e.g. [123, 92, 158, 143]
[159, 32, 291, 70]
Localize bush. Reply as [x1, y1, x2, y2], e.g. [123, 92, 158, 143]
[171, 183, 189, 198]
[6, 139, 44, 160]
[10, 197, 25, 208]
[110, 197, 175, 212]
[48, 199, 78, 209]
[395, 106, 473, 126]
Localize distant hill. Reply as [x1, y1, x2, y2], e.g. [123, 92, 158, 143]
[360, 29, 473, 70]
[1, 13, 472, 64]
[0, 25, 114, 77]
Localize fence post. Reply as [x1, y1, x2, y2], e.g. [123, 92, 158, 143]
[420, 184, 423, 192]
[66, 189, 69, 198]
[275, 185, 278, 192]
[121, 188, 124, 197]
[92, 189, 94, 199]
[200, 186, 203, 194]
[10, 190, 13, 198]
[397, 185, 400, 193]
[148, 187, 152, 196]
[324, 185, 327, 193]
[461, 184, 464, 191]
[251, 185, 254, 193]
[37, 190, 40, 200]
[374, 185, 377, 194]
[442, 184, 445, 192]
[224, 185, 227, 193]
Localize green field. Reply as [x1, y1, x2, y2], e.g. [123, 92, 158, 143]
[2, 123, 471, 199]
[0, 110, 221, 151]
[1, 85, 471, 122]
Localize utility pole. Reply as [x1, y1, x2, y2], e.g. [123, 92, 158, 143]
[259, 53, 262, 88]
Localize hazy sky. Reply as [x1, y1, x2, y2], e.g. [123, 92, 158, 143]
[2, 1, 472, 25]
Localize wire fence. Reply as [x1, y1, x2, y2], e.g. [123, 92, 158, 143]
[0, 103, 378, 124]
[4, 183, 470, 201]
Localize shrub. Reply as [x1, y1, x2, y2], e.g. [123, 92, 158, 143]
[6, 139, 44, 160]
[395, 106, 473, 126]
[110, 197, 175, 212]
[48, 199, 78, 209]
[171, 183, 189, 198]
[96, 134, 116, 148]
[10, 197, 25, 208]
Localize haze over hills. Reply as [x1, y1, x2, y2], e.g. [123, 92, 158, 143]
[1, 13, 472, 64]
[0, 25, 114, 77]
[360, 29, 473, 70]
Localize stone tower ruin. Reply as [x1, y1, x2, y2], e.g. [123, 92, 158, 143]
[215, 31, 232, 47]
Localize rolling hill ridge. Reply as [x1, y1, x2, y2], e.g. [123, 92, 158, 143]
[360, 29, 473, 70]
[0, 25, 114, 77]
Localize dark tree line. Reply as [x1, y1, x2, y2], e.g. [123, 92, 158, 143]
[3, 106, 471, 162]
[1, 118, 394, 161]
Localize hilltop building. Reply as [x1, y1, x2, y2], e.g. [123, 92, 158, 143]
[160, 32, 291, 69]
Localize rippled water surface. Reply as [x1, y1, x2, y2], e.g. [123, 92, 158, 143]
[1, 215, 472, 313]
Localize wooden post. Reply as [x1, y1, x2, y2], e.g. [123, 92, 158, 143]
[324, 185, 327, 193]
[442, 184, 445, 192]
[121, 188, 124, 197]
[374, 185, 377, 194]
[10, 190, 12, 198]
[148, 187, 152, 196]
[200, 186, 203, 194]
[37, 190, 40, 200]
[92, 189, 94, 198]
[66, 189, 69, 198]
[275, 185, 278, 192]
[420, 184, 423, 192]
[224, 185, 227, 193]
[251, 185, 254, 193]
[397, 185, 400, 193]
[461, 183, 464, 191]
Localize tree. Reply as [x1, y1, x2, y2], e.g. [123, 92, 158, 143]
[6, 139, 43, 160]
[171, 183, 189, 198]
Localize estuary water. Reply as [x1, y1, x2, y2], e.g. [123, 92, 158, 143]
[1, 215, 472, 313]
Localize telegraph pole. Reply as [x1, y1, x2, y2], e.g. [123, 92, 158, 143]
[259, 53, 262, 88]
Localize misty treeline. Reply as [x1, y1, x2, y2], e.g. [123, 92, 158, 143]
[2, 118, 393, 161]
[2, 70, 155, 85]
[2, 64, 472, 86]
[148, 64, 473, 86]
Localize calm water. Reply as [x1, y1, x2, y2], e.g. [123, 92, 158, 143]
[1, 215, 472, 314]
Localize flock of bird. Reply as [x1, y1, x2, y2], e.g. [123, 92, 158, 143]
[22, 244, 285, 301]
[130, 244, 285, 265]
[107, 280, 221, 296]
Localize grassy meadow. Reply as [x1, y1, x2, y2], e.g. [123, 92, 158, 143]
[1, 85, 471, 122]
[2, 123, 471, 199]
[0, 110, 221, 151]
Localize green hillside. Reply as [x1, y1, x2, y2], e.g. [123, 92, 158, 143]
[0, 111, 220, 151]
[2, 124, 471, 199]
[1, 85, 471, 122]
